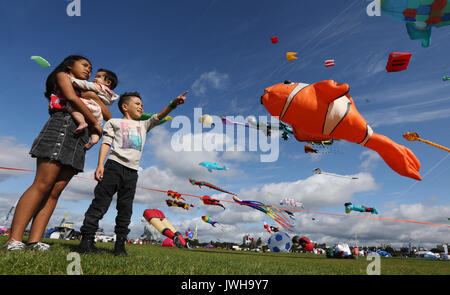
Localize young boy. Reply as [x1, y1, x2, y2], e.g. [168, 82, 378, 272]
[78, 90, 187, 256]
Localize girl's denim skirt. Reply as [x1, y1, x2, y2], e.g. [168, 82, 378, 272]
[29, 112, 89, 173]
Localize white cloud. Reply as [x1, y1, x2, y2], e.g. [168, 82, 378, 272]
[0, 137, 34, 183]
[359, 150, 381, 171]
[191, 71, 229, 96]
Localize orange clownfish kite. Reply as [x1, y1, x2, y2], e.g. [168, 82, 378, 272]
[260, 80, 421, 180]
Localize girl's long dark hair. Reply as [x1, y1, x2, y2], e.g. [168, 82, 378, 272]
[44, 55, 91, 99]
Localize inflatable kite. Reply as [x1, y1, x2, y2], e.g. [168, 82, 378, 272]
[260, 80, 421, 180]
[166, 199, 193, 210]
[279, 198, 304, 208]
[202, 215, 218, 227]
[185, 228, 195, 241]
[286, 52, 298, 62]
[386, 52, 412, 72]
[263, 222, 272, 234]
[137, 112, 172, 126]
[304, 145, 318, 153]
[292, 235, 314, 252]
[30, 56, 51, 68]
[313, 168, 359, 180]
[270, 36, 279, 44]
[443, 76, 450, 81]
[167, 190, 185, 201]
[381, 0, 450, 48]
[221, 116, 250, 128]
[199, 161, 228, 172]
[325, 59, 335, 67]
[344, 202, 378, 214]
[143, 209, 188, 248]
[199, 114, 215, 127]
[189, 178, 236, 195]
[200, 195, 226, 210]
[232, 196, 294, 231]
[247, 115, 294, 140]
[403, 132, 450, 152]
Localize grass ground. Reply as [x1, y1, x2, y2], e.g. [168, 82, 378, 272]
[0, 236, 449, 275]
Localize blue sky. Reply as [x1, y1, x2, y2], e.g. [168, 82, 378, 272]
[0, 0, 449, 248]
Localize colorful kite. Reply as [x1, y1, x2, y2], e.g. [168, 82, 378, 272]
[167, 190, 185, 201]
[292, 235, 314, 252]
[247, 115, 294, 140]
[381, 0, 450, 48]
[199, 114, 215, 127]
[286, 52, 298, 62]
[304, 145, 318, 153]
[143, 209, 188, 248]
[386, 52, 412, 72]
[199, 161, 228, 172]
[261, 80, 422, 180]
[403, 132, 450, 152]
[443, 76, 450, 81]
[202, 216, 218, 227]
[30, 56, 51, 68]
[200, 195, 226, 210]
[232, 196, 294, 231]
[313, 168, 359, 180]
[189, 178, 236, 195]
[166, 199, 193, 210]
[325, 59, 335, 67]
[345, 202, 378, 214]
[263, 222, 272, 234]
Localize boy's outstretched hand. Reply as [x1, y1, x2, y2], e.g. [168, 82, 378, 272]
[172, 91, 188, 107]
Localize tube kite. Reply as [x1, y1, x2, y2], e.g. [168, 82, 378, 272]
[313, 168, 358, 180]
[200, 195, 226, 210]
[166, 199, 193, 210]
[202, 216, 218, 227]
[189, 178, 236, 195]
[260, 80, 421, 180]
[403, 132, 450, 152]
[167, 190, 185, 201]
[143, 209, 188, 248]
[232, 196, 294, 231]
[345, 202, 378, 214]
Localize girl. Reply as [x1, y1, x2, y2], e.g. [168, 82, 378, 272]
[4, 55, 108, 251]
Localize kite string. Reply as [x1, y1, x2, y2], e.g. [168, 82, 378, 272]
[1, 165, 449, 228]
[394, 153, 450, 202]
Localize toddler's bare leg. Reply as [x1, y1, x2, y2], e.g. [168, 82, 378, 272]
[84, 132, 100, 150]
[70, 111, 89, 133]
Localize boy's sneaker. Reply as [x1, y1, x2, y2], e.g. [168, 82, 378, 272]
[27, 242, 51, 251]
[78, 234, 98, 254]
[3, 240, 26, 251]
[113, 237, 128, 256]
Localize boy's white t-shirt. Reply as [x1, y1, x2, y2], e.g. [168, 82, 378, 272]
[102, 114, 160, 171]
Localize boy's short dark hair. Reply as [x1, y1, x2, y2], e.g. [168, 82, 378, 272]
[98, 68, 118, 90]
[118, 92, 142, 115]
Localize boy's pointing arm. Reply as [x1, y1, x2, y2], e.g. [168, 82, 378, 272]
[157, 91, 188, 120]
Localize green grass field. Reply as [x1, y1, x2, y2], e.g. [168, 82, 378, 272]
[0, 236, 449, 275]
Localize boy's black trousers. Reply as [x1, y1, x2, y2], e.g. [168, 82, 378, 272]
[80, 159, 138, 239]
